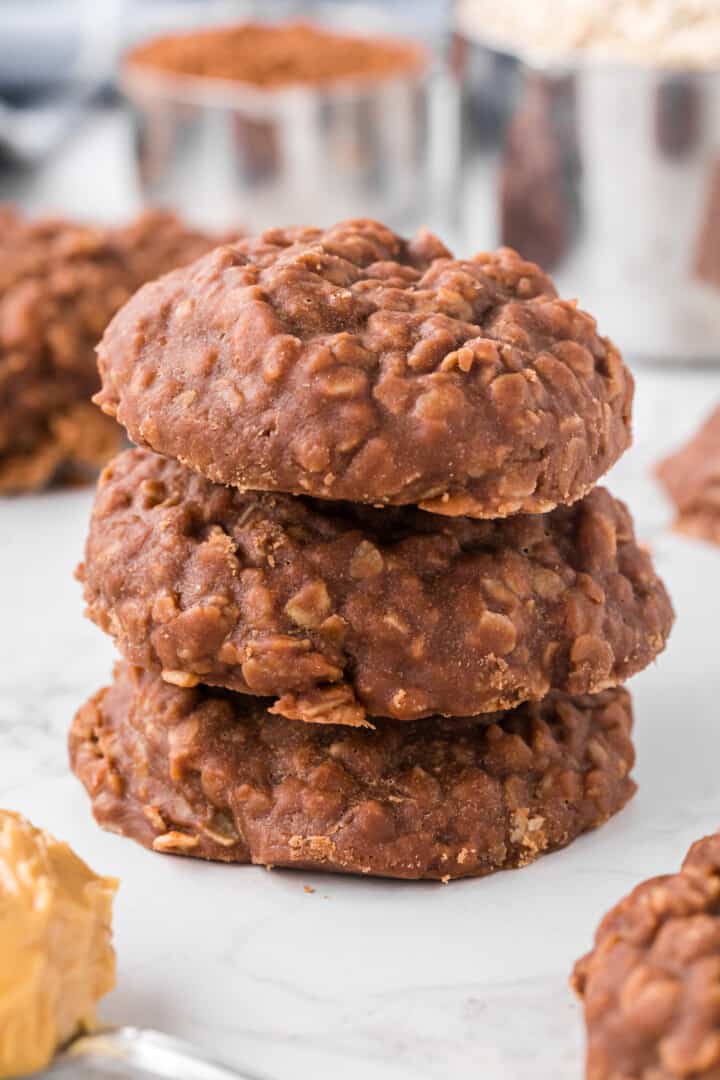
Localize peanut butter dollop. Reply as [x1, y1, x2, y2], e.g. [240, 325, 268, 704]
[0, 811, 117, 1078]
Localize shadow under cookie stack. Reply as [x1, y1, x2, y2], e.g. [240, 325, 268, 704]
[71, 219, 673, 881]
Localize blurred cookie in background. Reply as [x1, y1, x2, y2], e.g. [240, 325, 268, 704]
[0, 209, 234, 494]
[656, 404, 720, 546]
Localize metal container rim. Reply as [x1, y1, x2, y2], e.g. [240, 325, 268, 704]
[121, 50, 432, 113]
[456, 27, 720, 80]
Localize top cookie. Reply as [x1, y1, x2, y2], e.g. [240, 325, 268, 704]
[95, 219, 633, 518]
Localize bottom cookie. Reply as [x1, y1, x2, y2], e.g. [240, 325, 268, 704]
[70, 664, 636, 881]
[0, 402, 122, 495]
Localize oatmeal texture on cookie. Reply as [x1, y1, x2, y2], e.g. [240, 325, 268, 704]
[80, 448, 673, 724]
[573, 832, 720, 1079]
[95, 218, 633, 518]
[70, 663, 636, 881]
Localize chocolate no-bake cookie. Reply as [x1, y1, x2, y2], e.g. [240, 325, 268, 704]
[0, 210, 230, 493]
[95, 218, 633, 519]
[656, 404, 720, 545]
[70, 663, 636, 881]
[573, 832, 720, 1079]
[80, 447, 673, 725]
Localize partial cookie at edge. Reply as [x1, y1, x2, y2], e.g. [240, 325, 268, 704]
[0, 210, 235, 492]
[70, 663, 637, 881]
[573, 832, 720, 1079]
[656, 404, 720, 546]
[0, 403, 123, 495]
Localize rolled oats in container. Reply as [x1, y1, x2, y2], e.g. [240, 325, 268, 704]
[456, 0, 720, 364]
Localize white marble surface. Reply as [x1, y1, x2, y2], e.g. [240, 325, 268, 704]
[1, 367, 719, 1079]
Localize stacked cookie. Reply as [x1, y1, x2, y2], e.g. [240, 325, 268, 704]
[71, 220, 673, 880]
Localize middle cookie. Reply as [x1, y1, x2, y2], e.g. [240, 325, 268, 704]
[81, 448, 673, 726]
